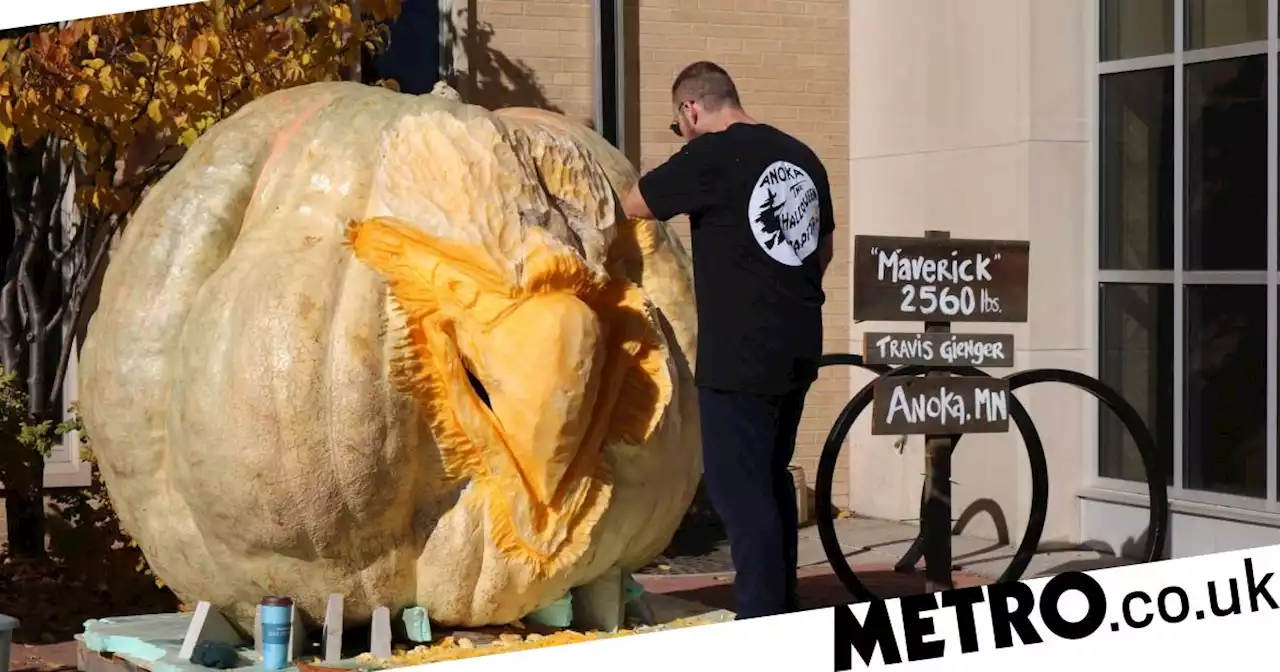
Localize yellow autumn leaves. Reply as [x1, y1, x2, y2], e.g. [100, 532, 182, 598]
[0, 0, 402, 217]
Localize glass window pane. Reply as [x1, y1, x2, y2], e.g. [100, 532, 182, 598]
[1186, 0, 1268, 49]
[1185, 55, 1267, 271]
[1099, 283, 1175, 484]
[1100, 68, 1175, 270]
[1185, 285, 1267, 498]
[1102, 0, 1175, 61]
[368, 3, 442, 95]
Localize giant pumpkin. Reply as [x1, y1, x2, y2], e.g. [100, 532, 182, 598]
[77, 81, 701, 630]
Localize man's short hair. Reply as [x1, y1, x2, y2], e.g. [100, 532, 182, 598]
[671, 61, 741, 112]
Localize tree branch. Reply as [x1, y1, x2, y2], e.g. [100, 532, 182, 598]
[1, 149, 33, 376]
[41, 156, 73, 267]
[16, 234, 48, 415]
[16, 236, 39, 333]
[42, 306, 64, 333]
[48, 212, 117, 407]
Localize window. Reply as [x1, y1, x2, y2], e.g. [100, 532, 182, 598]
[362, 0, 448, 94]
[1098, 0, 1277, 507]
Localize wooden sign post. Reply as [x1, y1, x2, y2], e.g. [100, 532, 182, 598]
[921, 231, 954, 593]
[853, 230, 1030, 593]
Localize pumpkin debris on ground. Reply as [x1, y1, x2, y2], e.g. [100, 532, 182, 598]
[352, 618, 709, 667]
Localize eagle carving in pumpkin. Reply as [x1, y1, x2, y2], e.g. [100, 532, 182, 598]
[77, 82, 701, 630]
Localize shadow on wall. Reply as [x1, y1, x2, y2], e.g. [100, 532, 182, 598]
[953, 497, 1168, 575]
[948, 507, 1166, 578]
[1025, 531, 1161, 577]
[1080, 522, 1170, 563]
[447, 3, 562, 113]
[951, 497, 1012, 563]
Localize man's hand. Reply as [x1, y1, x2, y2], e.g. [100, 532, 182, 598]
[623, 185, 655, 221]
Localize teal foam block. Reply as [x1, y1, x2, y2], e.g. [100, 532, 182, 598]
[82, 614, 186, 665]
[80, 613, 360, 672]
[624, 576, 645, 603]
[400, 607, 432, 643]
[524, 593, 573, 628]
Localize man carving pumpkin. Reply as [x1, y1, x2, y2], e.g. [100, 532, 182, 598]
[624, 62, 836, 619]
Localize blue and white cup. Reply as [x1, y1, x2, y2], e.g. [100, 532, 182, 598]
[260, 596, 293, 671]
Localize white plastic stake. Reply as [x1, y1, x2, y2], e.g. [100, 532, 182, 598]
[370, 606, 392, 659]
[180, 602, 243, 661]
[323, 594, 344, 663]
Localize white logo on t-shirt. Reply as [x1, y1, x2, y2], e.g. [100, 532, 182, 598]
[747, 160, 821, 266]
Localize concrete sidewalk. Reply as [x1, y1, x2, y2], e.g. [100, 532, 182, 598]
[637, 515, 1135, 613]
[810, 515, 1135, 581]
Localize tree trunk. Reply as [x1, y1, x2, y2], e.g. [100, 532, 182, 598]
[0, 138, 68, 561]
[345, 0, 364, 82]
[3, 460, 46, 558]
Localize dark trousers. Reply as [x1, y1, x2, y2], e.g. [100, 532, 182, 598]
[697, 384, 810, 619]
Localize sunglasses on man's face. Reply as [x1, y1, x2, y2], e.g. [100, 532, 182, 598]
[669, 101, 694, 138]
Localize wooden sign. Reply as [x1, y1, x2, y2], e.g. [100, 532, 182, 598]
[863, 332, 1015, 368]
[853, 235, 1030, 323]
[870, 376, 1011, 435]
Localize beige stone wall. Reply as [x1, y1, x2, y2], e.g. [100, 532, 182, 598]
[847, 0, 1091, 544]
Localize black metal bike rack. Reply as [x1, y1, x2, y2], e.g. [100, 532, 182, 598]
[812, 353, 1171, 602]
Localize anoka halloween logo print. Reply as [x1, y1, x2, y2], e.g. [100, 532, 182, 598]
[748, 160, 821, 266]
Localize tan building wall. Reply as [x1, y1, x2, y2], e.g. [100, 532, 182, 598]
[454, 0, 853, 504]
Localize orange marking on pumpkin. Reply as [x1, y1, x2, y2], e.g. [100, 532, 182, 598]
[249, 96, 334, 205]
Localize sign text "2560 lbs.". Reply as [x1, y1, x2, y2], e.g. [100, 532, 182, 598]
[853, 236, 1029, 323]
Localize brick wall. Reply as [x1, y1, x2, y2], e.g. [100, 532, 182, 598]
[454, 0, 597, 124]
[460, 0, 851, 504]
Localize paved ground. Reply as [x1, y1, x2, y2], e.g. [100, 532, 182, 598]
[638, 562, 990, 613]
[8, 642, 77, 672]
[7, 516, 1133, 671]
[636, 515, 1135, 612]
[642, 514, 1135, 581]
[812, 515, 1136, 580]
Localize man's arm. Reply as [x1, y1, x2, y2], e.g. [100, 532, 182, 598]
[622, 186, 654, 220]
[818, 234, 834, 278]
[817, 176, 836, 278]
[623, 142, 715, 222]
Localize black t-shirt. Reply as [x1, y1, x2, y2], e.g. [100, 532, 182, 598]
[638, 123, 834, 395]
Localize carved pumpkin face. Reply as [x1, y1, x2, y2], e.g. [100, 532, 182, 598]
[346, 216, 673, 574]
[77, 83, 701, 629]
